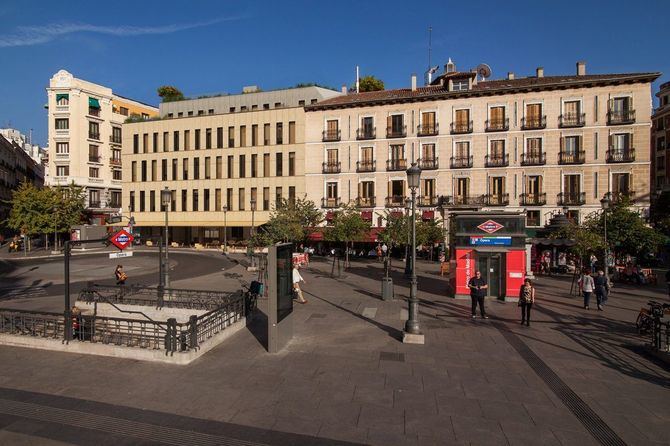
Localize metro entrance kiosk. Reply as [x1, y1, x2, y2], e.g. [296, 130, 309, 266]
[450, 212, 526, 302]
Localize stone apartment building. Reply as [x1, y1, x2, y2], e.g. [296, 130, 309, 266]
[651, 81, 670, 201]
[122, 86, 341, 244]
[304, 61, 658, 230]
[46, 70, 157, 224]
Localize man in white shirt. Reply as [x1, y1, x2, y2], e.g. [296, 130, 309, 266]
[292, 264, 307, 304]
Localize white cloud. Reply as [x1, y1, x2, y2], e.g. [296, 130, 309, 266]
[0, 17, 238, 48]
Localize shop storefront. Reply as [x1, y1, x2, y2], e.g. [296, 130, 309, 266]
[450, 212, 527, 301]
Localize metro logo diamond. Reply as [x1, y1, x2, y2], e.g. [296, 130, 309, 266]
[477, 220, 504, 234]
[110, 229, 134, 250]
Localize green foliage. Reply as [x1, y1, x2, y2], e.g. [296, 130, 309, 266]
[124, 114, 164, 124]
[550, 222, 605, 263]
[378, 210, 408, 248]
[251, 197, 322, 246]
[651, 191, 670, 237]
[353, 75, 385, 92]
[416, 218, 444, 247]
[378, 210, 443, 248]
[324, 203, 371, 267]
[157, 85, 185, 103]
[53, 183, 86, 231]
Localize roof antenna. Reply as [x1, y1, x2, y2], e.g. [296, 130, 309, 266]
[428, 26, 432, 74]
[425, 27, 438, 85]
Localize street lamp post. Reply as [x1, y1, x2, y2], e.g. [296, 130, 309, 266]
[161, 187, 172, 289]
[404, 198, 412, 276]
[250, 198, 257, 267]
[403, 163, 424, 344]
[222, 205, 228, 254]
[600, 194, 611, 279]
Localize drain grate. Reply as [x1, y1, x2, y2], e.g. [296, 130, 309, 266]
[379, 351, 405, 362]
[493, 322, 627, 446]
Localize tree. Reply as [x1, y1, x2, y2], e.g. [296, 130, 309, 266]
[53, 183, 86, 232]
[157, 86, 185, 103]
[251, 197, 322, 246]
[353, 75, 385, 92]
[378, 210, 408, 250]
[7, 182, 52, 239]
[549, 222, 605, 269]
[323, 203, 371, 267]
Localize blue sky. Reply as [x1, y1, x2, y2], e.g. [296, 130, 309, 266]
[0, 0, 667, 146]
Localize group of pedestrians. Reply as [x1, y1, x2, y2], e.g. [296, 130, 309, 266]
[468, 271, 536, 326]
[578, 269, 610, 311]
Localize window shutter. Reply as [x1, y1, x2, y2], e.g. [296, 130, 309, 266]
[387, 181, 392, 199]
[578, 135, 583, 152]
[387, 115, 392, 131]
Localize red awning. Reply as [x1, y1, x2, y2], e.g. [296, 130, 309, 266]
[361, 211, 373, 221]
[390, 211, 404, 218]
[422, 210, 435, 221]
[308, 229, 324, 241]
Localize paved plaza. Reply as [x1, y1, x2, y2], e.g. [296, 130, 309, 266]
[0, 251, 669, 445]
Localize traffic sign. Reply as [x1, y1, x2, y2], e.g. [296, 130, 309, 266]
[109, 251, 134, 259]
[109, 229, 134, 250]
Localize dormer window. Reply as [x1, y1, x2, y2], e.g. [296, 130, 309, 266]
[452, 80, 469, 91]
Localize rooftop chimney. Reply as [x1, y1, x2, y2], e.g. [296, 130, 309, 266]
[576, 61, 586, 76]
[411, 74, 417, 91]
[536, 67, 544, 78]
[507, 72, 515, 80]
[341, 85, 347, 94]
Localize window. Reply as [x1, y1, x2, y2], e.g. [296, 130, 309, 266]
[274, 102, 281, 108]
[241, 106, 248, 112]
[163, 132, 169, 152]
[358, 181, 374, 205]
[298, 100, 305, 106]
[251, 154, 258, 178]
[141, 161, 147, 182]
[162, 159, 168, 181]
[208, 109, 214, 115]
[88, 121, 99, 139]
[288, 152, 296, 176]
[216, 127, 223, 148]
[562, 100, 582, 124]
[193, 190, 199, 211]
[239, 188, 246, 211]
[119, 107, 129, 116]
[216, 156, 222, 179]
[56, 165, 69, 176]
[276, 153, 283, 176]
[420, 112, 437, 134]
[361, 116, 374, 137]
[275, 187, 283, 206]
[227, 155, 234, 178]
[113, 169, 122, 181]
[182, 190, 187, 212]
[289, 121, 296, 144]
[204, 189, 210, 211]
[193, 158, 200, 180]
[143, 134, 149, 153]
[184, 130, 191, 151]
[228, 126, 235, 148]
[170, 191, 176, 212]
[264, 123, 270, 145]
[172, 159, 178, 180]
[490, 140, 505, 158]
[173, 131, 180, 151]
[178, 112, 183, 118]
[227, 188, 233, 211]
[89, 167, 99, 178]
[56, 142, 69, 154]
[454, 109, 470, 132]
[182, 158, 188, 180]
[455, 178, 469, 202]
[421, 178, 436, 200]
[240, 126, 247, 147]
[388, 180, 405, 206]
[239, 155, 246, 178]
[289, 186, 296, 204]
[263, 104, 270, 110]
[526, 210, 541, 227]
[251, 105, 258, 110]
[205, 157, 211, 179]
[263, 153, 270, 177]
[150, 191, 156, 212]
[215, 189, 222, 211]
[139, 191, 145, 212]
[89, 190, 100, 207]
[129, 191, 135, 212]
[206, 128, 212, 149]
[657, 137, 666, 151]
[229, 107, 236, 113]
[526, 138, 542, 155]
[250, 188, 258, 209]
[56, 94, 69, 106]
[112, 127, 122, 144]
[195, 129, 201, 150]
[198, 110, 204, 116]
[276, 123, 283, 144]
[452, 79, 469, 91]
[488, 106, 506, 129]
[151, 160, 157, 181]
[55, 118, 69, 130]
[263, 187, 270, 210]
[252, 125, 258, 146]
[153, 132, 158, 152]
[311, 99, 317, 104]
[388, 114, 404, 136]
[131, 161, 137, 182]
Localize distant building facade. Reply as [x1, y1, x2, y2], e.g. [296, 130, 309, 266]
[0, 128, 46, 165]
[45, 70, 157, 223]
[122, 86, 342, 244]
[651, 81, 670, 196]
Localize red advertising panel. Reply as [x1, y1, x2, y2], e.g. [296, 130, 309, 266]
[505, 250, 526, 297]
[454, 248, 476, 297]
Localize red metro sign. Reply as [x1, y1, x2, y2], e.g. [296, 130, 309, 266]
[477, 220, 504, 234]
[109, 229, 134, 250]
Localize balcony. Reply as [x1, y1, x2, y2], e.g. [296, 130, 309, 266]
[109, 201, 122, 209]
[385, 196, 406, 207]
[484, 193, 509, 206]
[607, 109, 636, 125]
[356, 160, 376, 172]
[606, 148, 636, 163]
[450, 155, 473, 169]
[322, 129, 341, 142]
[520, 192, 547, 206]
[418, 157, 438, 170]
[418, 196, 439, 207]
[485, 118, 509, 132]
[521, 116, 547, 130]
[558, 151, 586, 164]
[450, 121, 473, 134]
[520, 152, 546, 166]
[417, 123, 439, 136]
[88, 155, 101, 163]
[485, 154, 509, 168]
[610, 190, 635, 203]
[559, 113, 585, 128]
[321, 197, 341, 208]
[88, 132, 100, 141]
[322, 161, 341, 174]
[110, 135, 122, 144]
[55, 152, 70, 159]
[356, 127, 376, 140]
[386, 159, 407, 171]
[450, 195, 485, 207]
[386, 125, 407, 138]
[356, 196, 376, 208]
[557, 192, 586, 206]
[110, 158, 122, 167]
[88, 201, 102, 209]
[88, 108, 100, 117]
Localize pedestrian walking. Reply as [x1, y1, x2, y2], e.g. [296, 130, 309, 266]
[518, 278, 535, 326]
[593, 270, 610, 311]
[589, 254, 597, 274]
[292, 264, 307, 304]
[578, 269, 595, 309]
[114, 264, 127, 285]
[468, 270, 488, 319]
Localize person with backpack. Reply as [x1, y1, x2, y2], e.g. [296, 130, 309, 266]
[518, 278, 535, 326]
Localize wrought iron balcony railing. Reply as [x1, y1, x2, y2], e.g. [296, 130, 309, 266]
[557, 192, 586, 206]
[559, 113, 586, 128]
[88, 155, 101, 163]
[385, 196, 406, 207]
[483, 193, 510, 206]
[322, 161, 341, 174]
[386, 125, 407, 138]
[485, 154, 509, 167]
[386, 159, 407, 171]
[450, 195, 485, 206]
[450, 155, 473, 168]
[417, 123, 439, 136]
[519, 192, 547, 206]
[110, 135, 122, 144]
[418, 157, 438, 170]
[558, 150, 586, 164]
[321, 197, 341, 208]
[417, 196, 439, 207]
[88, 201, 102, 208]
[356, 196, 376, 208]
[322, 129, 341, 142]
[607, 109, 636, 125]
[88, 132, 100, 140]
[356, 160, 376, 172]
[450, 121, 473, 134]
[520, 152, 546, 166]
[356, 127, 376, 140]
[609, 190, 635, 203]
[485, 118, 509, 132]
[521, 116, 547, 130]
[606, 148, 636, 163]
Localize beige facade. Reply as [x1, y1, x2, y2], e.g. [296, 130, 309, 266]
[305, 63, 658, 228]
[122, 86, 341, 244]
[651, 81, 670, 195]
[46, 70, 157, 218]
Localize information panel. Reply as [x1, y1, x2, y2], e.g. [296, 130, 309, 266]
[268, 243, 294, 353]
[276, 243, 293, 323]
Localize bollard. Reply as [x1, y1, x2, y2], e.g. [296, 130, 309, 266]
[157, 285, 165, 308]
[381, 277, 394, 301]
[189, 315, 198, 350]
[165, 318, 177, 354]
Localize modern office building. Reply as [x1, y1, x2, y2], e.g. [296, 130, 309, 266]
[122, 86, 341, 244]
[651, 81, 670, 198]
[46, 70, 157, 224]
[305, 61, 658, 231]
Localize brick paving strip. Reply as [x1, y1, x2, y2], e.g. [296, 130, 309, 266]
[493, 322, 626, 446]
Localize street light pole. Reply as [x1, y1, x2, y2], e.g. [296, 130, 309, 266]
[404, 163, 424, 344]
[161, 187, 172, 289]
[222, 205, 228, 254]
[600, 194, 611, 279]
[250, 198, 257, 267]
[404, 198, 412, 276]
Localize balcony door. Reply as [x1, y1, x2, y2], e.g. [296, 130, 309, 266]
[564, 174, 581, 196]
[455, 141, 469, 158]
[389, 180, 405, 205]
[455, 177, 469, 202]
[490, 106, 505, 124]
[563, 100, 581, 118]
[489, 177, 505, 200]
[326, 119, 338, 133]
[421, 112, 436, 131]
[326, 182, 338, 207]
[611, 133, 631, 152]
[562, 136, 581, 155]
[490, 140, 505, 158]
[455, 109, 469, 128]
[362, 116, 373, 134]
[525, 103, 542, 122]
[390, 144, 404, 161]
[327, 148, 338, 165]
[421, 143, 435, 160]
[611, 97, 632, 114]
[361, 147, 373, 163]
[612, 173, 631, 195]
[526, 175, 542, 196]
[389, 114, 404, 133]
[359, 181, 374, 199]
[421, 179, 435, 201]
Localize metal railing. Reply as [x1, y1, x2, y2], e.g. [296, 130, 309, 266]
[520, 192, 547, 206]
[0, 308, 64, 339]
[385, 196, 406, 207]
[356, 160, 376, 172]
[88, 132, 100, 140]
[606, 148, 636, 163]
[88, 201, 101, 208]
[322, 129, 341, 142]
[557, 192, 586, 206]
[485, 118, 509, 132]
[417, 196, 438, 207]
[520, 152, 546, 165]
[450, 121, 473, 134]
[356, 127, 376, 140]
[386, 125, 407, 138]
[559, 113, 586, 128]
[558, 150, 586, 164]
[521, 116, 547, 130]
[607, 109, 636, 125]
[483, 193, 509, 206]
[450, 195, 485, 206]
[321, 197, 340, 208]
[485, 154, 509, 167]
[386, 159, 407, 171]
[356, 196, 376, 207]
[110, 158, 122, 166]
[418, 157, 438, 170]
[110, 135, 122, 144]
[610, 190, 635, 202]
[88, 108, 100, 117]
[417, 123, 439, 136]
[450, 155, 473, 168]
[322, 161, 341, 174]
[88, 155, 101, 163]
